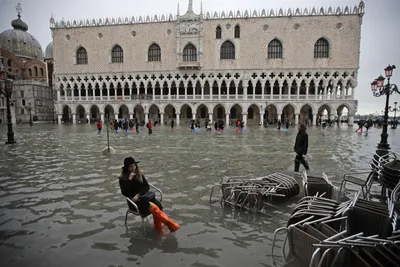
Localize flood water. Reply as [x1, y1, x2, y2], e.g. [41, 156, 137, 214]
[0, 123, 399, 267]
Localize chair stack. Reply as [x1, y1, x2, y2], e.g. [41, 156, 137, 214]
[303, 171, 339, 200]
[209, 173, 300, 214]
[272, 181, 400, 267]
[379, 152, 400, 191]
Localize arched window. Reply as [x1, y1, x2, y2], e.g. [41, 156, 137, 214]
[28, 68, 32, 76]
[220, 41, 235, 60]
[76, 47, 88, 64]
[314, 38, 329, 58]
[111, 45, 123, 63]
[183, 44, 197, 62]
[7, 59, 12, 67]
[216, 26, 222, 39]
[234, 25, 240, 38]
[268, 39, 283, 59]
[148, 44, 161, 61]
[34, 66, 38, 76]
[40, 68, 44, 76]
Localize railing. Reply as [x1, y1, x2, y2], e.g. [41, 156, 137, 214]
[60, 94, 354, 102]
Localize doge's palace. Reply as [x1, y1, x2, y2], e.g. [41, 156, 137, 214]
[51, 0, 365, 126]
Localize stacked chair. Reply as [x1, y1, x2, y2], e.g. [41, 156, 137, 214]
[272, 170, 400, 267]
[209, 173, 300, 214]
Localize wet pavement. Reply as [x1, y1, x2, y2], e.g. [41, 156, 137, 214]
[0, 123, 399, 267]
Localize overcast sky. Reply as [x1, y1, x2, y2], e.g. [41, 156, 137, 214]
[1, 0, 399, 115]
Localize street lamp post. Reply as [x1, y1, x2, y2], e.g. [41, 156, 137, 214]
[25, 103, 33, 126]
[0, 70, 16, 144]
[370, 65, 399, 151]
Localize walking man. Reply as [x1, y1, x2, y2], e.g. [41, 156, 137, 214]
[147, 120, 153, 135]
[294, 124, 310, 172]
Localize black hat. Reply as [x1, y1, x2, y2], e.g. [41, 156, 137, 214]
[122, 157, 140, 168]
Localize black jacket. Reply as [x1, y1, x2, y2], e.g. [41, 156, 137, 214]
[294, 131, 309, 155]
[119, 175, 150, 199]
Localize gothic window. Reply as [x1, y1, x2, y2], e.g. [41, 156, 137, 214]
[111, 45, 123, 63]
[220, 41, 235, 60]
[76, 47, 88, 64]
[40, 68, 44, 76]
[28, 68, 32, 76]
[7, 59, 12, 67]
[148, 43, 161, 61]
[183, 44, 197, 62]
[268, 39, 283, 59]
[216, 26, 222, 39]
[234, 25, 240, 38]
[314, 38, 329, 58]
[34, 66, 38, 76]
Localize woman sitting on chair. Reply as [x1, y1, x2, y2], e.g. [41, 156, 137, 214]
[119, 157, 180, 234]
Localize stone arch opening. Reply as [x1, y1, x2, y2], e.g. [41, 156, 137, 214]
[90, 105, 100, 122]
[265, 104, 278, 124]
[299, 104, 313, 126]
[118, 104, 129, 119]
[247, 104, 261, 124]
[76, 105, 86, 121]
[164, 104, 176, 121]
[337, 104, 350, 124]
[180, 104, 193, 123]
[133, 105, 145, 122]
[229, 81, 236, 95]
[213, 104, 226, 121]
[281, 104, 295, 124]
[196, 104, 208, 119]
[149, 104, 160, 123]
[318, 104, 332, 124]
[104, 105, 115, 121]
[230, 104, 243, 120]
[62, 105, 72, 122]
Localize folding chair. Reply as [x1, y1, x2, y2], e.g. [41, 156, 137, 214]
[124, 183, 163, 233]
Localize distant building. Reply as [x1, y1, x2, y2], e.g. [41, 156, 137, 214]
[0, 5, 55, 124]
[51, 0, 365, 125]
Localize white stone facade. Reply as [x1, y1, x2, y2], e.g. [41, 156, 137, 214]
[51, 1, 364, 126]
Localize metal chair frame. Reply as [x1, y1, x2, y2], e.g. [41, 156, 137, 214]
[124, 183, 163, 233]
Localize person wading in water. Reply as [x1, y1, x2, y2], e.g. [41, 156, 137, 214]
[294, 124, 310, 172]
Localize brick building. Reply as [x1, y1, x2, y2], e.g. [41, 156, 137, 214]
[52, 0, 365, 125]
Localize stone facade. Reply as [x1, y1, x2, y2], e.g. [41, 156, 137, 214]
[52, 0, 365, 126]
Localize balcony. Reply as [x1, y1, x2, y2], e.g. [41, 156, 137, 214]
[178, 61, 201, 70]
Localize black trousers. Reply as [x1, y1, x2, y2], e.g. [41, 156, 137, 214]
[294, 153, 310, 172]
[148, 128, 152, 134]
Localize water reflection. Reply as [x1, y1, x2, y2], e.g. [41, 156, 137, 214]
[0, 124, 399, 267]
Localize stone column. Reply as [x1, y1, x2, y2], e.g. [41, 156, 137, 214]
[225, 113, 230, 126]
[242, 112, 248, 125]
[244, 85, 248, 99]
[85, 90, 88, 101]
[145, 112, 149, 123]
[208, 112, 213, 122]
[86, 113, 90, 123]
[57, 90, 61, 101]
[114, 113, 119, 120]
[176, 112, 181, 125]
[277, 113, 282, 123]
[57, 114, 62, 123]
[101, 113, 105, 122]
[348, 115, 354, 126]
[160, 113, 164, 124]
[295, 113, 299, 126]
[129, 112, 134, 120]
[192, 113, 196, 120]
[260, 111, 265, 126]
[100, 88, 103, 101]
[297, 85, 300, 100]
[312, 113, 317, 126]
[72, 113, 76, 124]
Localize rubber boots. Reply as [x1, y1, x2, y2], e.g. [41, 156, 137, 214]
[153, 215, 165, 235]
[294, 159, 301, 172]
[150, 204, 181, 233]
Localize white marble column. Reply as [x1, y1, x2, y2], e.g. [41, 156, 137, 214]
[192, 113, 196, 120]
[129, 113, 134, 120]
[160, 113, 164, 124]
[242, 112, 248, 125]
[208, 113, 213, 122]
[57, 90, 61, 101]
[295, 113, 299, 126]
[244, 85, 248, 99]
[101, 113, 105, 122]
[312, 113, 317, 126]
[86, 113, 90, 123]
[57, 114, 62, 123]
[100, 88, 103, 101]
[72, 113, 76, 124]
[176, 112, 181, 125]
[277, 113, 282, 123]
[145, 112, 149, 123]
[348, 115, 354, 126]
[225, 113, 230, 126]
[260, 112, 265, 126]
[114, 113, 119, 120]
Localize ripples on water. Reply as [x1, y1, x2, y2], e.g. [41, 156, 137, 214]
[0, 124, 399, 267]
